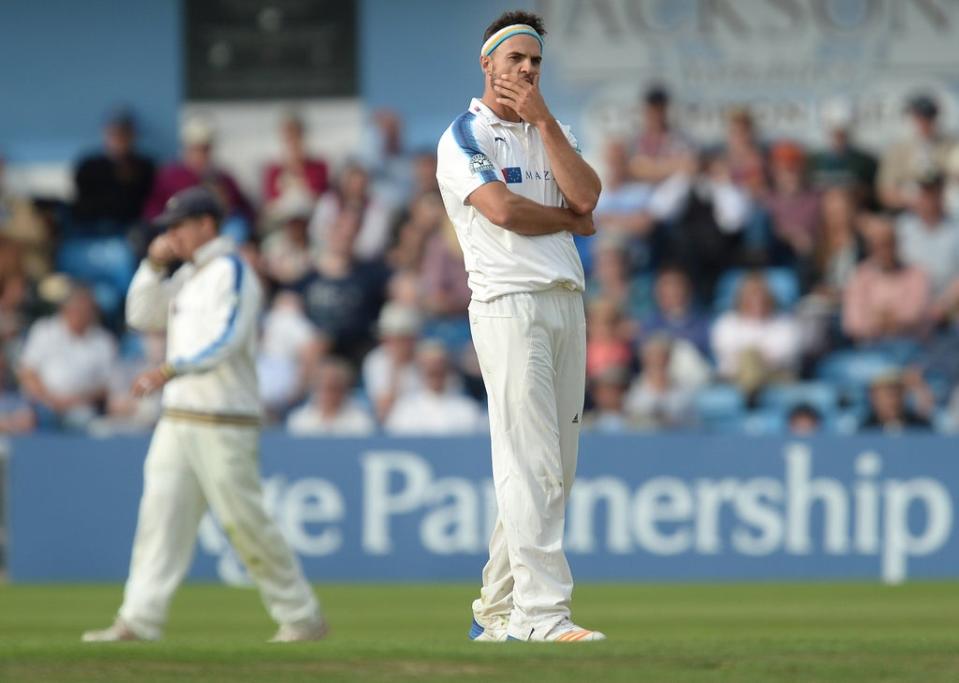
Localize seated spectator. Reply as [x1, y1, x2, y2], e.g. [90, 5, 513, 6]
[88, 332, 165, 436]
[896, 171, 959, 298]
[799, 185, 862, 300]
[0, 237, 29, 344]
[295, 207, 390, 363]
[262, 113, 328, 218]
[261, 196, 314, 286]
[878, 93, 956, 211]
[143, 117, 254, 227]
[258, 291, 327, 419]
[860, 373, 932, 433]
[711, 273, 801, 398]
[586, 235, 652, 324]
[652, 150, 752, 304]
[73, 107, 155, 231]
[628, 84, 692, 184]
[0, 156, 50, 279]
[764, 141, 821, 261]
[362, 303, 424, 422]
[788, 403, 823, 435]
[0, 349, 33, 434]
[843, 215, 930, 344]
[625, 336, 695, 430]
[385, 342, 484, 435]
[584, 365, 634, 433]
[286, 357, 375, 437]
[310, 163, 395, 261]
[360, 109, 421, 204]
[810, 98, 878, 206]
[387, 191, 446, 272]
[586, 297, 633, 380]
[722, 107, 767, 197]
[16, 286, 116, 430]
[642, 267, 710, 357]
[420, 215, 471, 318]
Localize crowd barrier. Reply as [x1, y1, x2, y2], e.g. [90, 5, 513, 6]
[5, 434, 957, 584]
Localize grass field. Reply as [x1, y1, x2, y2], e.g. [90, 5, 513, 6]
[1, 582, 957, 682]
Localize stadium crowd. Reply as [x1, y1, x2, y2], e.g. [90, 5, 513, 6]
[2, 85, 959, 437]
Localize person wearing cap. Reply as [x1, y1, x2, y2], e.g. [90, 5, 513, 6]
[809, 98, 878, 205]
[878, 93, 956, 211]
[895, 170, 959, 299]
[628, 82, 693, 184]
[260, 194, 315, 286]
[361, 302, 425, 422]
[82, 186, 326, 643]
[142, 117, 253, 225]
[73, 107, 155, 230]
[435, 9, 604, 643]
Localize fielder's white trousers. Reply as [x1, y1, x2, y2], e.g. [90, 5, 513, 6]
[118, 417, 319, 639]
[468, 287, 586, 640]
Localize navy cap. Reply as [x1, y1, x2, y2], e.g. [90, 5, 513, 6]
[906, 94, 939, 119]
[644, 83, 670, 106]
[104, 106, 137, 131]
[153, 186, 223, 230]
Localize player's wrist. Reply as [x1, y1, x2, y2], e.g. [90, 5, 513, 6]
[159, 363, 177, 380]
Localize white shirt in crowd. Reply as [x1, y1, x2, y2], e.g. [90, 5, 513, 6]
[896, 213, 959, 297]
[258, 299, 319, 411]
[711, 313, 802, 377]
[648, 172, 752, 233]
[361, 345, 423, 404]
[385, 391, 486, 436]
[286, 400, 376, 437]
[436, 98, 585, 302]
[20, 315, 115, 399]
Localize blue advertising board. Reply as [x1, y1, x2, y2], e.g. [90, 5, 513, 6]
[6, 435, 957, 583]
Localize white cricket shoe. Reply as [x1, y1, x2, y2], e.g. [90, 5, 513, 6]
[269, 617, 329, 643]
[81, 617, 145, 643]
[468, 614, 509, 642]
[510, 618, 607, 642]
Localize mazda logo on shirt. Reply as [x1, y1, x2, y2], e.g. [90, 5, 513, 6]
[501, 167, 553, 184]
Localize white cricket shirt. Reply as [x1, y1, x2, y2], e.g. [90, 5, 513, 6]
[436, 98, 585, 302]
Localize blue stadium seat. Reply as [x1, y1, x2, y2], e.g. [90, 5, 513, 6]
[713, 268, 800, 313]
[758, 382, 839, 417]
[694, 384, 746, 430]
[56, 236, 136, 316]
[741, 408, 786, 435]
[815, 350, 900, 389]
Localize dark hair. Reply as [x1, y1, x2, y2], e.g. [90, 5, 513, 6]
[483, 10, 547, 42]
[788, 403, 822, 424]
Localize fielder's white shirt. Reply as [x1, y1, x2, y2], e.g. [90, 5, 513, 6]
[126, 236, 263, 417]
[436, 98, 585, 302]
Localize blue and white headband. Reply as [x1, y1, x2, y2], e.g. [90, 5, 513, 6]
[481, 24, 544, 57]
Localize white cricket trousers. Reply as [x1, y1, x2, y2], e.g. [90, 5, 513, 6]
[118, 417, 319, 639]
[468, 287, 586, 640]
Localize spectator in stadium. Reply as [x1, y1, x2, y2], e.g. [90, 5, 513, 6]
[585, 235, 653, 324]
[362, 303, 424, 423]
[0, 347, 34, 434]
[0, 156, 50, 279]
[262, 113, 328, 218]
[295, 207, 390, 363]
[625, 335, 695, 430]
[419, 215, 471, 319]
[860, 372, 932, 433]
[651, 150, 752, 304]
[628, 83, 692, 184]
[946, 146, 959, 220]
[843, 214, 930, 344]
[258, 291, 327, 420]
[583, 365, 633, 433]
[763, 140, 821, 261]
[877, 93, 956, 211]
[787, 403, 823, 435]
[309, 162, 395, 261]
[642, 266, 711, 357]
[895, 171, 959, 299]
[711, 272, 801, 398]
[88, 332, 165, 436]
[16, 285, 116, 430]
[142, 117, 254, 225]
[809, 98, 878, 206]
[0, 236, 29, 345]
[387, 190, 446, 272]
[260, 196, 315, 287]
[799, 185, 863, 298]
[286, 357, 375, 437]
[73, 108, 155, 231]
[586, 297, 634, 380]
[722, 107, 767, 197]
[384, 341, 484, 435]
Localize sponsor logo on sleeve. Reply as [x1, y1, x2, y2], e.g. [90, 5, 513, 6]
[469, 154, 495, 175]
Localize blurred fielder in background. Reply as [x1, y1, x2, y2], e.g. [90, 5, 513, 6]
[436, 10, 604, 642]
[82, 186, 326, 643]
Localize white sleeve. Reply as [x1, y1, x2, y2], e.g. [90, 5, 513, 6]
[18, 320, 50, 370]
[125, 261, 177, 332]
[169, 257, 260, 376]
[712, 181, 751, 233]
[559, 122, 583, 155]
[648, 172, 692, 221]
[436, 121, 503, 206]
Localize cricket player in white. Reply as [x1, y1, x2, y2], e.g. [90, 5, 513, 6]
[83, 187, 326, 643]
[437, 11, 605, 642]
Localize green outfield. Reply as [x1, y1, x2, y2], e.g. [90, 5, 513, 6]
[0, 582, 957, 682]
